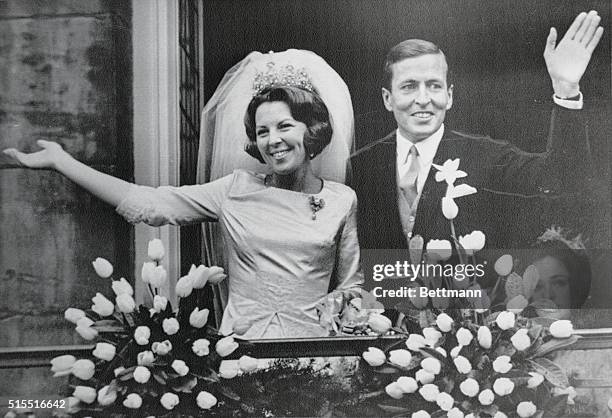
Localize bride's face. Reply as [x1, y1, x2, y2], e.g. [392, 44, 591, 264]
[255, 101, 309, 175]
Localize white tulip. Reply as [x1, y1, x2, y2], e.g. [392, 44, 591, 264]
[219, 360, 239, 379]
[92, 257, 113, 278]
[116, 293, 136, 313]
[460, 378, 479, 397]
[216, 336, 239, 357]
[192, 339, 211, 357]
[153, 295, 168, 312]
[111, 277, 133, 296]
[133, 366, 151, 383]
[147, 238, 165, 261]
[436, 313, 453, 332]
[456, 327, 473, 346]
[389, 349, 412, 367]
[162, 318, 180, 335]
[550, 320, 573, 338]
[477, 326, 492, 349]
[134, 326, 151, 345]
[415, 368, 435, 384]
[385, 381, 404, 399]
[160, 392, 179, 410]
[419, 384, 440, 402]
[478, 389, 495, 405]
[196, 391, 217, 409]
[396, 376, 418, 393]
[91, 293, 114, 317]
[123, 393, 143, 409]
[92, 342, 116, 361]
[436, 392, 454, 411]
[73, 386, 96, 404]
[495, 311, 515, 330]
[453, 356, 472, 374]
[421, 357, 441, 375]
[493, 377, 515, 396]
[189, 307, 209, 328]
[171, 359, 190, 376]
[64, 308, 86, 324]
[492, 355, 512, 373]
[238, 355, 259, 372]
[516, 401, 537, 418]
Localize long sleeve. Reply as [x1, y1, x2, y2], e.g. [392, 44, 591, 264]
[115, 172, 235, 226]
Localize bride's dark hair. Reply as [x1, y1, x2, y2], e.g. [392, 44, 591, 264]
[244, 86, 333, 163]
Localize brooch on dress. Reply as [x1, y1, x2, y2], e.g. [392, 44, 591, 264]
[308, 196, 325, 220]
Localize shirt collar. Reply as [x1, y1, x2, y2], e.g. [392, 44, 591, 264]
[396, 124, 445, 166]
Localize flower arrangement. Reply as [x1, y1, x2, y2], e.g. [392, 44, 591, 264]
[49, 239, 259, 416]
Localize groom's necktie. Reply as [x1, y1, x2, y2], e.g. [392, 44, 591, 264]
[399, 145, 420, 207]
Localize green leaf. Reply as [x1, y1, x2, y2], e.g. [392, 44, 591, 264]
[377, 404, 411, 414]
[218, 384, 241, 401]
[153, 373, 167, 385]
[542, 394, 568, 417]
[431, 410, 447, 418]
[529, 358, 570, 388]
[419, 346, 447, 364]
[531, 336, 580, 359]
[373, 366, 403, 374]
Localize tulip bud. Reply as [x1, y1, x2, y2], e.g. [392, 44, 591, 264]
[494, 254, 513, 276]
[436, 313, 453, 332]
[147, 238, 165, 261]
[448, 407, 465, 418]
[362, 347, 386, 366]
[510, 328, 531, 351]
[493, 377, 515, 396]
[495, 311, 515, 330]
[75, 324, 98, 341]
[71, 359, 95, 380]
[134, 326, 151, 345]
[192, 339, 211, 357]
[116, 293, 136, 313]
[189, 307, 209, 328]
[441, 197, 458, 220]
[196, 391, 218, 409]
[50, 355, 76, 377]
[149, 265, 168, 288]
[368, 313, 392, 334]
[171, 359, 190, 376]
[385, 382, 404, 399]
[527, 372, 544, 388]
[141, 261, 156, 284]
[478, 389, 495, 405]
[477, 326, 492, 349]
[190, 264, 210, 289]
[396, 376, 418, 393]
[73, 386, 96, 404]
[64, 308, 86, 324]
[137, 350, 154, 365]
[435, 347, 447, 357]
[406, 333, 427, 351]
[91, 293, 114, 317]
[219, 360, 239, 379]
[419, 384, 440, 402]
[450, 345, 462, 358]
[207, 266, 227, 284]
[436, 392, 454, 411]
[492, 355, 512, 373]
[152, 340, 173, 355]
[415, 368, 435, 384]
[550, 320, 573, 338]
[162, 318, 180, 335]
[97, 385, 117, 406]
[412, 411, 431, 418]
[133, 366, 151, 383]
[516, 401, 537, 418]
[389, 349, 412, 367]
[456, 327, 473, 346]
[422, 327, 442, 346]
[160, 392, 179, 410]
[460, 378, 479, 397]
[453, 356, 472, 374]
[215, 336, 239, 357]
[238, 355, 259, 372]
[123, 393, 143, 409]
[176, 274, 194, 298]
[426, 239, 452, 262]
[112, 277, 134, 296]
[421, 357, 442, 375]
[458, 230, 486, 255]
[153, 295, 168, 312]
[92, 342, 116, 361]
[494, 412, 508, 418]
[92, 257, 113, 278]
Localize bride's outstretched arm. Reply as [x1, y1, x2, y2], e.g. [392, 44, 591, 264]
[3, 139, 132, 207]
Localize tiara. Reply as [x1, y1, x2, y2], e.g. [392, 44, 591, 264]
[537, 226, 586, 251]
[252, 62, 314, 95]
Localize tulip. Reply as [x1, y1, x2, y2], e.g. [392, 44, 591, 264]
[64, 308, 86, 324]
[494, 412, 508, 418]
[190, 264, 210, 289]
[149, 265, 168, 288]
[493, 377, 515, 396]
[51, 355, 76, 377]
[189, 307, 209, 328]
[75, 324, 98, 341]
[112, 277, 133, 296]
[368, 313, 392, 334]
[76, 316, 94, 328]
[216, 336, 239, 357]
[176, 274, 194, 298]
[436, 313, 453, 332]
[389, 349, 412, 367]
[91, 293, 114, 317]
[123, 393, 143, 409]
[396, 376, 418, 393]
[552, 386, 577, 405]
[456, 327, 473, 346]
[219, 360, 239, 379]
[134, 326, 151, 345]
[460, 378, 479, 397]
[73, 386, 96, 404]
[362, 347, 386, 366]
[511, 328, 531, 351]
[71, 359, 95, 380]
[454, 355, 472, 374]
[64, 397, 80, 414]
[494, 254, 513, 276]
[97, 385, 117, 406]
[477, 326, 492, 349]
[412, 411, 431, 418]
[415, 368, 435, 384]
[137, 350, 154, 365]
[527, 372, 545, 388]
[436, 392, 454, 411]
[141, 261, 156, 284]
[171, 359, 190, 376]
[207, 266, 227, 284]
[516, 401, 537, 418]
[134, 366, 151, 383]
[385, 382, 404, 399]
[162, 318, 180, 335]
[152, 340, 172, 355]
[192, 339, 211, 356]
[147, 238, 165, 261]
[114, 366, 126, 377]
[458, 230, 486, 255]
[419, 384, 440, 402]
[550, 320, 573, 338]
[496, 311, 515, 330]
[406, 333, 427, 351]
[196, 391, 218, 409]
[160, 392, 179, 410]
[422, 327, 442, 346]
[153, 295, 168, 312]
[426, 239, 452, 262]
[478, 389, 494, 406]
[441, 197, 458, 220]
[92, 342, 116, 361]
[239, 355, 259, 372]
[448, 407, 465, 418]
[116, 293, 136, 313]
[492, 355, 512, 373]
[450, 345, 462, 358]
[435, 347, 447, 357]
[421, 357, 441, 375]
[92, 257, 113, 278]
[232, 317, 253, 335]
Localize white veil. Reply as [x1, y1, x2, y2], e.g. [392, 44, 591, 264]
[196, 49, 355, 327]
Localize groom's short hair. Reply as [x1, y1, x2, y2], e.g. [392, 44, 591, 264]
[383, 39, 450, 89]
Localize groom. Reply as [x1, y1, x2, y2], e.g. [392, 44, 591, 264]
[351, 11, 603, 250]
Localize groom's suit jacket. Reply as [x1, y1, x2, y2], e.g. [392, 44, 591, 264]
[350, 106, 589, 250]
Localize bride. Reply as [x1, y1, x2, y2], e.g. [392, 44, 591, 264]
[3, 50, 363, 339]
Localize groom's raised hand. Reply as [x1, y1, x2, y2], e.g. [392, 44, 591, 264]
[543, 10, 604, 98]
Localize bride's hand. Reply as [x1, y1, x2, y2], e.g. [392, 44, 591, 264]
[3, 140, 68, 169]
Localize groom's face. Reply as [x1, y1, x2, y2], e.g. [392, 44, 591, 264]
[382, 53, 453, 143]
